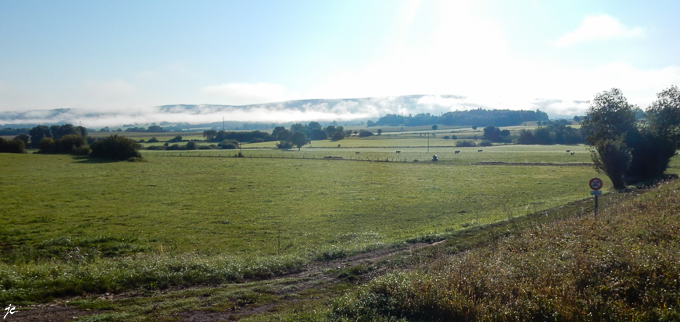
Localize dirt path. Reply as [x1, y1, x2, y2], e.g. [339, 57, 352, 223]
[10, 240, 446, 322]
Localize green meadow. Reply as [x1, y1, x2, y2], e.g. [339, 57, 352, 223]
[1, 138, 678, 307]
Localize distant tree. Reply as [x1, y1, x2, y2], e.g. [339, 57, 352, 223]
[366, 120, 376, 127]
[483, 126, 503, 142]
[0, 137, 26, 153]
[533, 127, 553, 145]
[358, 130, 374, 137]
[168, 135, 183, 142]
[203, 130, 218, 141]
[148, 137, 159, 143]
[90, 135, 141, 160]
[443, 135, 450, 140]
[377, 129, 383, 135]
[573, 116, 581, 122]
[472, 125, 478, 130]
[516, 129, 536, 144]
[29, 125, 51, 148]
[186, 141, 198, 150]
[57, 134, 87, 154]
[147, 125, 164, 132]
[272, 126, 287, 140]
[291, 131, 308, 151]
[307, 121, 322, 131]
[331, 131, 345, 141]
[13, 134, 30, 147]
[309, 128, 328, 140]
[324, 125, 337, 137]
[432, 125, 438, 131]
[290, 123, 305, 134]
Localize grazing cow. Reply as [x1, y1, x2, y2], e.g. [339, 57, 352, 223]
[455, 150, 460, 154]
[396, 151, 401, 154]
[478, 149, 483, 152]
[566, 150, 571, 153]
[570, 152, 575, 156]
[355, 152, 360, 155]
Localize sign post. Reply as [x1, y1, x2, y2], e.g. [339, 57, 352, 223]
[589, 177, 603, 216]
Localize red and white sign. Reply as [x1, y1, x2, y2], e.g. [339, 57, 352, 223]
[589, 177, 603, 191]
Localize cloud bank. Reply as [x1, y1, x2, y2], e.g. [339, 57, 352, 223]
[0, 94, 590, 128]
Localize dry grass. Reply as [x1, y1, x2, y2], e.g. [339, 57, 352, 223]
[331, 179, 680, 321]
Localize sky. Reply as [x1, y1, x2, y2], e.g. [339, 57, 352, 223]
[1, 0, 680, 126]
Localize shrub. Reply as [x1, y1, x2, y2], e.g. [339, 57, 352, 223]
[58, 134, 87, 154]
[331, 132, 345, 141]
[0, 137, 26, 153]
[146, 145, 166, 150]
[168, 135, 183, 143]
[358, 130, 374, 137]
[249, 137, 265, 143]
[276, 141, 293, 149]
[478, 140, 493, 146]
[592, 137, 631, 190]
[185, 141, 198, 150]
[38, 137, 56, 153]
[90, 135, 142, 160]
[147, 137, 159, 143]
[220, 139, 239, 149]
[455, 140, 477, 147]
[72, 145, 91, 155]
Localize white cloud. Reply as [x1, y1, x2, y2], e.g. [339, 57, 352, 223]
[552, 14, 644, 47]
[201, 82, 289, 105]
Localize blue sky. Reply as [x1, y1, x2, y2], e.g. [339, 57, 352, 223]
[1, 0, 679, 124]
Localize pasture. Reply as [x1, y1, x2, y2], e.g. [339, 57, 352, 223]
[1, 139, 678, 306]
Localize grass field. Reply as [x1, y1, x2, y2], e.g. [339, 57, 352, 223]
[1, 135, 678, 311]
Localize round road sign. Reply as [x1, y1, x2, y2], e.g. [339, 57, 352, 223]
[589, 177, 603, 190]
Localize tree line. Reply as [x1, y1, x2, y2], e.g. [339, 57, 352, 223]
[0, 123, 142, 160]
[374, 109, 549, 127]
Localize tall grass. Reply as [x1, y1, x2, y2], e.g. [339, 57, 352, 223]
[0, 252, 306, 304]
[331, 179, 680, 321]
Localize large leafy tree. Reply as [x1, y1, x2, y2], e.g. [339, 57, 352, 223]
[291, 131, 308, 151]
[584, 87, 679, 187]
[646, 85, 680, 145]
[592, 137, 631, 190]
[582, 89, 636, 188]
[581, 88, 637, 145]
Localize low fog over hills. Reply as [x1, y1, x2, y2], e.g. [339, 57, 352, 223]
[0, 95, 583, 128]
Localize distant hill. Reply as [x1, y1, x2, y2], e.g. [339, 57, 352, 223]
[1, 95, 553, 129]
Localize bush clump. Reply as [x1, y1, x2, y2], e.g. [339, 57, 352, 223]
[0, 137, 26, 153]
[455, 140, 477, 147]
[90, 135, 142, 160]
